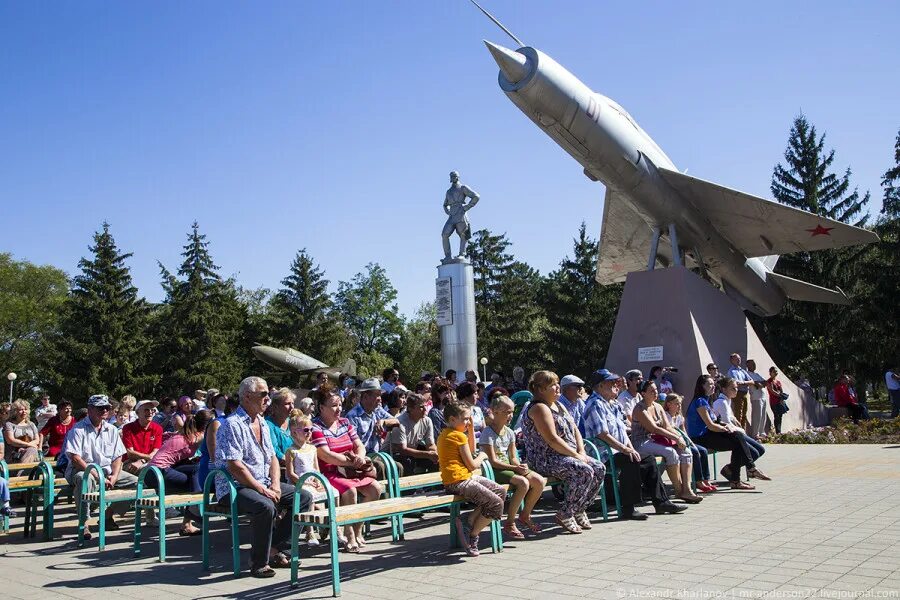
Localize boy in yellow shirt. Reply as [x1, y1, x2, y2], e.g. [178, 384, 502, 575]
[437, 401, 505, 557]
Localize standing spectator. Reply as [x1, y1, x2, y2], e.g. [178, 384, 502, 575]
[583, 371, 684, 518]
[214, 377, 308, 577]
[381, 368, 400, 394]
[833, 374, 864, 424]
[766, 367, 786, 434]
[312, 372, 329, 391]
[509, 366, 527, 394]
[484, 372, 502, 402]
[617, 370, 643, 431]
[746, 360, 768, 440]
[4, 399, 42, 465]
[265, 388, 295, 464]
[121, 400, 163, 474]
[346, 378, 399, 456]
[464, 370, 478, 384]
[0, 402, 10, 428]
[706, 363, 720, 379]
[885, 366, 900, 419]
[521, 371, 605, 534]
[727, 353, 754, 429]
[33, 394, 57, 431]
[39, 400, 76, 458]
[388, 393, 438, 476]
[66, 394, 137, 537]
[557, 375, 587, 434]
[444, 370, 458, 388]
[153, 397, 178, 433]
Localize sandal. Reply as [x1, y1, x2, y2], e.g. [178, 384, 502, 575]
[554, 513, 582, 534]
[516, 516, 542, 534]
[344, 542, 360, 553]
[677, 495, 704, 504]
[730, 481, 755, 490]
[502, 523, 525, 539]
[748, 468, 772, 481]
[268, 551, 290, 568]
[251, 565, 276, 578]
[574, 512, 592, 530]
[179, 526, 202, 537]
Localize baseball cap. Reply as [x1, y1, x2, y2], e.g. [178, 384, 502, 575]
[358, 378, 381, 392]
[135, 399, 159, 412]
[559, 375, 585, 388]
[588, 368, 621, 388]
[88, 394, 111, 407]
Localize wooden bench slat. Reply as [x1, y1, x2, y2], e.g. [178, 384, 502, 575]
[82, 489, 157, 502]
[138, 493, 203, 507]
[296, 492, 461, 525]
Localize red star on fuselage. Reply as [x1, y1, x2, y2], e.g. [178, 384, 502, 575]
[807, 224, 834, 236]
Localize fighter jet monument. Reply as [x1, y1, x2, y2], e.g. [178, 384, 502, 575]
[476, 2, 878, 427]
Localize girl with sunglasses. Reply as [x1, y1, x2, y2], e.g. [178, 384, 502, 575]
[285, 409, 339, 546]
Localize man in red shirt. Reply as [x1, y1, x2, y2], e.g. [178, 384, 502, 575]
[121, 400, 163, 474]
[833, 374, 863, 424]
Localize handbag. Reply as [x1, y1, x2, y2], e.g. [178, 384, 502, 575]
[650, 434, 678, 447]
[774, 391, 789, 415]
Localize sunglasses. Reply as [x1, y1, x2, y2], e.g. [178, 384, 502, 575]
[294, 426, 314, 434]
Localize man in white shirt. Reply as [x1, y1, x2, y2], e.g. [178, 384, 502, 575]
[886, 366, 900, 419]
[727, 353, 754, 429]
[34, 394, 57, 431]
[746, 360, 768, 440]
[66, 394, 137, 538]
[617, 370, 643, 432]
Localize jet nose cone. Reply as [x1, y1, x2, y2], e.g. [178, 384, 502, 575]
[484, 40, 528, 84]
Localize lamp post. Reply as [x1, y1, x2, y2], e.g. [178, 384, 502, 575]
[479, 357, 488, 383]
[7, 372, 16, 402]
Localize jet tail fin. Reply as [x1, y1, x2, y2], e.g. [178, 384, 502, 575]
[767, 272, 850, 305]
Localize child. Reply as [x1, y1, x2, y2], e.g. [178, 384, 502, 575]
[480, 395, 546, 539]
[663, 394, 716, 493]
[285, 409, 339, 546]
[437, 401, 506, 557]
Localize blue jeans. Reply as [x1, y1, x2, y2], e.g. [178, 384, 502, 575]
[689, 444, 710, 480]
[890, 389, 900, 419]
[743, 435, 765, 462]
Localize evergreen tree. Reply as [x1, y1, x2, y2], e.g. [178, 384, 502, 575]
[756, 116, 872, 385]
[155, 222, 247, 394]
[334, 263, 402, 377]
[265, 250, 350, 365]
[53, 223, 155, 401]
[543, 223, 622, 377]
[466, 229, 547, 375]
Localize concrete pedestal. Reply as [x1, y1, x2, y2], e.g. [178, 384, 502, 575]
[605, 266, 827, 430]
[436, 259, 478, 380]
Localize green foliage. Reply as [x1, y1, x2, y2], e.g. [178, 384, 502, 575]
[756, 115, 874, 388]
[768, 417, 900, 444]
[154, 222, 247, 394]
[0, 253, 68, 396]
[51, 223, 155, 401]
[466, 229, 547, 374]
[543, 223, 622, 377]
[265, 250, 351, 366]
[334, 263, 403, 374]
[397, 302, 441, 382]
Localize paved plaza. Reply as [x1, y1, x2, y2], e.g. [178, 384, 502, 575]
[1, 444, 898, 600]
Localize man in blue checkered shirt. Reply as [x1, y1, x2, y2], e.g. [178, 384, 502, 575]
[582, 368, 684, 519]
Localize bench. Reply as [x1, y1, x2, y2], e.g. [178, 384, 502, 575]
[1, 460, 65, 539]
[133, 465, 204, 562]
[290, 464, 505, 598]
[77, 463, 158, 550]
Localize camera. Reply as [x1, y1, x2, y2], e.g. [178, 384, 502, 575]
[663, 366, 679, 373]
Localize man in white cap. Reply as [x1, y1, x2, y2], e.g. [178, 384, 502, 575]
[557, 375, 587, 434]
[66, 394, 138, 538]
[121, 400, 163, 474]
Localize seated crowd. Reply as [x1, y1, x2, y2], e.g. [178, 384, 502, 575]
[0, 358, 777, 578]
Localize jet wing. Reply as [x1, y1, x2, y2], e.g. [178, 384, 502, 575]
[658, 168, 879, 257]
[596, 188, 690, 284]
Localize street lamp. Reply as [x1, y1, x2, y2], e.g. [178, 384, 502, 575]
[479, 357, 488, 383]
[7, 372, 16, 402]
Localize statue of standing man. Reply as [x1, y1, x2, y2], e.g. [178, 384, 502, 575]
[441, 171, 480, 261]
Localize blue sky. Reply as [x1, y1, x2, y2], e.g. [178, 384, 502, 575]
[3, 1, 898, 316]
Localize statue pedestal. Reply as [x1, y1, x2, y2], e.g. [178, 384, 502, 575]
[436, 259, 478, 381]
[605, 266, 827, 430]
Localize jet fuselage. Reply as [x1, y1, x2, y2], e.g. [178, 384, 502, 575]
[487, 43, 786, 315]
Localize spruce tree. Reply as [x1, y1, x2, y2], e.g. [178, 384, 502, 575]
[759, 115, 872, 384]
[156, 222, 247, 394]
[54, 223, 154, 401]
[543, 223, 623, 377]
[265, 250, 350, 365]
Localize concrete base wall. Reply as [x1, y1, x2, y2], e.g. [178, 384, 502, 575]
[438, 260, 478, 380]
[605, 266, 827, 430]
